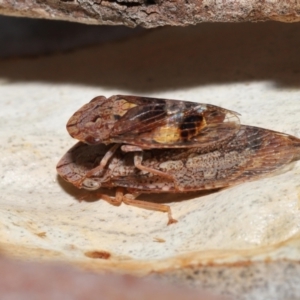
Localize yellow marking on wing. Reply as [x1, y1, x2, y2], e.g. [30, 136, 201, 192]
[152, 125, 181, 143]
[115, 99, 137, 116]
[196, 117, 207, 133]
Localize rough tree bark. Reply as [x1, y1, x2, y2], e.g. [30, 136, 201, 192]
[0, 0, 300, 28]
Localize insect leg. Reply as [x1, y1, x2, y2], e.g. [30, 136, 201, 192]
[122, 193, 178, 225]
[96, 188, 177, 225]
[122, 145, 176, 180]
[97, 193, 122, 206]
[78, 144, 120, 186]
[96, 187, 124, 206]
[121, 145, 143, 152]
[134, 152, 175, 180]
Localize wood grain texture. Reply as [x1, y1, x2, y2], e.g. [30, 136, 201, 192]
[1, 22, 300, 300]
[1, 0, 300, 27]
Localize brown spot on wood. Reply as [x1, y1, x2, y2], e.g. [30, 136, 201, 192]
[85, 250, 111, 259]
[153, 237, 166, 243]
[35, 232, 47, 238]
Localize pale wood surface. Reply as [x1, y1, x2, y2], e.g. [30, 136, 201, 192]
[1, 22, 300, 299]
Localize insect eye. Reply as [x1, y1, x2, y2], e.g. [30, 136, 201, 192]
[82, 179, 101, 191]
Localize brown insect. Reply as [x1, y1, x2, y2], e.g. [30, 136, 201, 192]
[66, 95, 241, 191]
[57, 124, 300, 224]
[66, 95, 240, 149]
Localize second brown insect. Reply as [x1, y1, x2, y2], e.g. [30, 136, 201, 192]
[57, 124, 300, 224]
